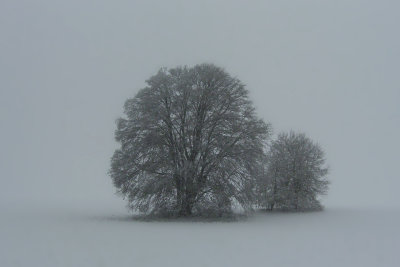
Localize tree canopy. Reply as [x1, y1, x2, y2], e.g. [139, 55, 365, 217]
[110, 64, 271, 216]
[261, 131, 329, 211]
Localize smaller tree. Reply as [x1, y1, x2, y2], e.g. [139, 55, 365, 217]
[262, 131, 329, 211]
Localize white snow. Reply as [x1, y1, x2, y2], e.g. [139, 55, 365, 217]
[1, 202, 399, 267]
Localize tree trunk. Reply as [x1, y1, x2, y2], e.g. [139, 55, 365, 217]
[178, 181, 195, 216]
[179, 195, 193, 216]
[184, 201, 193, 216]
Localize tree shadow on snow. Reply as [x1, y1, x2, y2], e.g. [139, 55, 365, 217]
[87, 213, 248, 223]
[254, 207, 325, 214]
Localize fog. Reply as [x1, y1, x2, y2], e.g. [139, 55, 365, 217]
[1, 0, 399, 211]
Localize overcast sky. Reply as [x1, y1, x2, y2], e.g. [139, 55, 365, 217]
[1, 0, 399, 210]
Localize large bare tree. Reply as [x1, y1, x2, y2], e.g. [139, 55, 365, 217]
[110, 64, 271, 216]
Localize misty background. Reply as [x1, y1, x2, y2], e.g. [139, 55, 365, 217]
[1, 0, 399, 212]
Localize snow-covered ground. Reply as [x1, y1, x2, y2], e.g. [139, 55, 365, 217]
[1, 202, 399, 267]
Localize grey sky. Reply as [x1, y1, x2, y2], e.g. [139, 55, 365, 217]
[1, 0, 399, 209]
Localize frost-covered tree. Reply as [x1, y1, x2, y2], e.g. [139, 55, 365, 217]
[110, 64, 271, 216]
[261, 131, 329, 211]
